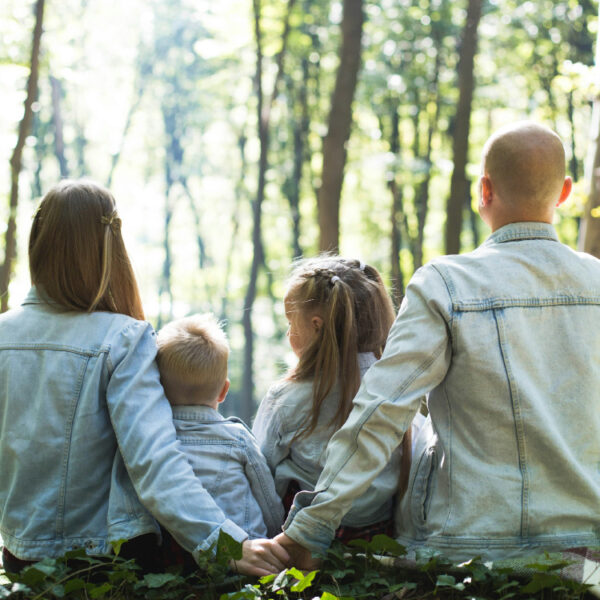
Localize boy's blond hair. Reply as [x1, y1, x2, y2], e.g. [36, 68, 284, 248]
[156, 314, 229, 406]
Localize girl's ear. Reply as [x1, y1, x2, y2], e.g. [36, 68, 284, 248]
[311, 315, 324, 334]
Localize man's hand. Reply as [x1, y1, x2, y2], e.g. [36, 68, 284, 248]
[274, 532, 322, 570]
[229, 538, 290, 577]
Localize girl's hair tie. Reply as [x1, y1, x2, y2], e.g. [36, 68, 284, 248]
[331, 275, 341, 284]
[101, 210, 121, 232]
[359, 261, 366, 271]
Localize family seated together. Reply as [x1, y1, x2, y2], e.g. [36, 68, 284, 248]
[1, 122, 599, 577]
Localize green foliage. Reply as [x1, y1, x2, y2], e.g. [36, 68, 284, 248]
[1, 535, 596, 599]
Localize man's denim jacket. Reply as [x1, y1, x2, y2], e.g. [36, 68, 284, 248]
[0, 288, 247, 560]
[170, 405, 284, 538]
[253, 353, 404, 527]
[284, 223, 600, 560]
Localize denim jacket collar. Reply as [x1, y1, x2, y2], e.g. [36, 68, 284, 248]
[22, 286, 63, 308]
[22, 286, 44, 306]
[171, 404, 223, 422]
[482, 221, 559, 247]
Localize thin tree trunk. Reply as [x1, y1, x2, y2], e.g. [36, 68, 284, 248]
[317, 0, 364, 252]
[106, 76, 146, 188]
[414, 52, 441, 270]
[579, 6, 600, 258]
[445, 0, 482, 255]
[0, 0, 45, 313]
[241, 0, 296, 423]
[221, 131, 248, 323]
[567, 91, 578, 182]
[385, 104, 405, 307]
[50, 75, 68, 178]
[285, 70, 306, 260]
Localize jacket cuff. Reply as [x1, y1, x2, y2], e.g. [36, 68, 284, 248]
[191, 519, 249, 559]
[283, 506, 336, 556]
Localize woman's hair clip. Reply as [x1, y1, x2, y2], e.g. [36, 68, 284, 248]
[101, 210, 121, 232]
[359, 261, 366, 271]
[331, 275, 341, 284]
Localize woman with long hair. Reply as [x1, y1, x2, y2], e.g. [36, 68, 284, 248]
[0, 180, 287, 575]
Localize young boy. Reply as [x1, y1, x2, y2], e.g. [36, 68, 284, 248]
[156, 314, 284, 540]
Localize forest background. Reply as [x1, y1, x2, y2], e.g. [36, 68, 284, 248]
[1, 0, 600, 423]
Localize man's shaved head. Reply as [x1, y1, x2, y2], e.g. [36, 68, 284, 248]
[482, 122, 566, 210]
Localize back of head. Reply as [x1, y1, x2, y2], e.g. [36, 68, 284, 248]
[287, 255, 395, 436]
[156, 313, 229, 406]
[482, 121, 566, 213]
[29, 179, 144, 320]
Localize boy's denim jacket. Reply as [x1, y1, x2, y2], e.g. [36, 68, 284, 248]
[253, 353, 405, 527]
[0, 288, 247, 560]
[171, 405, 284, 538]
[284, 223, 600, 560]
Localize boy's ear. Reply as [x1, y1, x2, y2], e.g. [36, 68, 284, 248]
[311, 315, 323, 334]
[556, 176, 572, 207]
[217, 379, 230, 404]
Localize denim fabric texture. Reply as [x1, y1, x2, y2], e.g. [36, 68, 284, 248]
[0, 288, 247, 561]
[284, 222, 600, 560]
[253, 353, 405, 527]
[170, 405, 284, 538]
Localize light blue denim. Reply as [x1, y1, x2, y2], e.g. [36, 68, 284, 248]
[253, 353, 405, 527]
[284, 222, 600, 560]
[171, 405, 284, 538]
[0, 288, 247, 561]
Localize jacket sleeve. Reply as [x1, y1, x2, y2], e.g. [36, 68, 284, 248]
[283, 264, 453, 554]
[242, 432, 285, 537]
[252, 386, 290, 474]
[105, 320, 248, 557]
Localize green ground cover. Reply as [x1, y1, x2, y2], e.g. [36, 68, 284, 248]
[1, 534, 597, 600]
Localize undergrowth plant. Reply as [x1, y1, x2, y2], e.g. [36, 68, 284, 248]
[0, 534, 595, 600]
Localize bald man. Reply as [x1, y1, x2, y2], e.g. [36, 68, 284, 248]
[276, 122, 600, 565]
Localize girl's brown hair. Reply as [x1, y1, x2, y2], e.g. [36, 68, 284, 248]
[29, 179, 144, 320]
[286, 256, 395, 440]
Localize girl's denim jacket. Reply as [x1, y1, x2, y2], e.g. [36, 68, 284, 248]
[0, 288, 247, 560]
[284, 223, 600, 560]
[171, 405, 284, 538]
[253, 353, 405, 527]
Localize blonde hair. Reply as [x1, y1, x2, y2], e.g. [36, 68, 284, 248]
[156, 313, 229, 405]
[29, 179, 144, 320]
[286, 256, 395, 440]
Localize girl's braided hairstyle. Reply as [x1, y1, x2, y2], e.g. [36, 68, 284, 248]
[285, 256, 396, 441]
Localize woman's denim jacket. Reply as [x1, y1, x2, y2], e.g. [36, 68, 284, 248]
[284, 223, 600, 560]
[253, 353, 405, 527]
[0, 288, 247, 560]
[171, 405, 284, 538]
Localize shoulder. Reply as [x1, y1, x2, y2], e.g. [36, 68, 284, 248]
[264, 379, 313, 404]
[223, 416, 254, 435]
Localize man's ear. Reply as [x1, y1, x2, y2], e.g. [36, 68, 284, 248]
[311, 315, 323, 334]
[217, 379, 230, 404]
[556, 176, 572, 207]
[480, 175, 493, 207]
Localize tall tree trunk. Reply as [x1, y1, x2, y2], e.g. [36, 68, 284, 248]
[579, 5, 600, 258]
[50, 75, 69, 177]
[221, 130, 248, 324]
[241, 0, 296, 423]
[414, 43, 442, 270]
[445, 0, 482, 255]
[0, 0, 45, 313]
[317, 0, 364, 252]
[386, 105, 404, 307]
